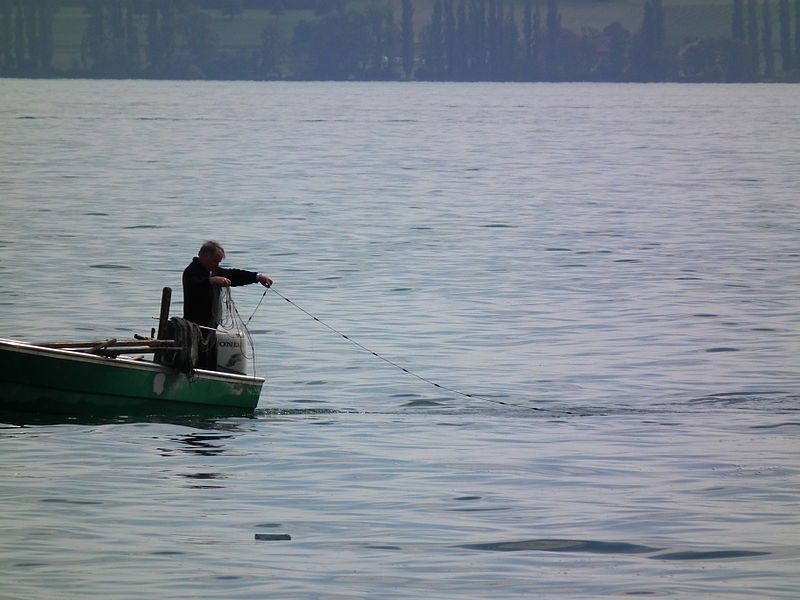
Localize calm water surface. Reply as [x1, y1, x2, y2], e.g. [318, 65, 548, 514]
[1, 80, 799, 598]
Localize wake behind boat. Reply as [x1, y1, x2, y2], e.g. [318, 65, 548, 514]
[0, 288, 263, 417]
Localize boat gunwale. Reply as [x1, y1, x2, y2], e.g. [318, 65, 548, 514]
[0, 337, 265, 385]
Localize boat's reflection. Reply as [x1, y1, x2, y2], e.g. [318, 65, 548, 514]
[0, 405, 256, 429]
[159, 431, 236, 456]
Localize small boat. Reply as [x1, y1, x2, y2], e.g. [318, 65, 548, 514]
[0, 288, 264, 418]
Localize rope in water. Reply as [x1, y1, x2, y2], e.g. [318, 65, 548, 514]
[250, 287, 542, 412]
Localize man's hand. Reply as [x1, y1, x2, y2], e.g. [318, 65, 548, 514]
[210, 276, 232, 287]
[258, 274, 273, 288]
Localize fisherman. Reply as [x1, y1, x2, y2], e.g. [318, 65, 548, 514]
[182, 240, 272, 329]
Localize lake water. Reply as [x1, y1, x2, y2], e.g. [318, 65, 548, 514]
[1, 79, 799, 599]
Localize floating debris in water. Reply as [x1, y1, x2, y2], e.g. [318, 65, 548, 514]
[255, 533, 291, 541]
[89, 264, 132, 269]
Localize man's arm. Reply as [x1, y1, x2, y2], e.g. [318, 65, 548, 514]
[217, 267, 272, 288]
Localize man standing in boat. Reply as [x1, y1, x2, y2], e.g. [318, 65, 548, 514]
[183, 240, 273, 329]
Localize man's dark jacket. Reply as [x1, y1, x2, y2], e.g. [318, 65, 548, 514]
[182, 257, 257, 328]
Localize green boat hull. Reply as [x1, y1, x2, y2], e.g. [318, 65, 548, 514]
[0, 338, 263, 416]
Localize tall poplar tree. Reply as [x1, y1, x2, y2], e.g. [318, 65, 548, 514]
[632, 0, 666, 80]
[499, 3, 518, 80]
[82, 1, 104, 71]
[747, 0, 760, 74]
[384, 5, 398, 76]
[13, 3, 24, 70]
[762, 0, 774, 76]
[0, 0, 11, 71]
[23, 2, 39, 72]
[146, 1, 161, 68]
[778, 0, 792, 70]
[487, 0, 497, 76]
[532, 3, 542, 78]
[401, 0, 414, 79]
[523, 0, 542, 78]
[796, 0, 800, 68]
[454, 0, 468, 78]
[545, 0, 560, 77]
[604, 21, 630, 81]
[653, 0, 665, 51]
[160, 0, 177, 66]
[468, 0, 488, 78]
[426, 0, 444, 77]
[125, 1, 141, 73]
[108, 0, 126, 72]
[523, 0, 533, 61]
[729, 0, 750, 80]
[733, 0, 746, 41]
[444, 0, 456, 77]
[37, 0, 56, 73]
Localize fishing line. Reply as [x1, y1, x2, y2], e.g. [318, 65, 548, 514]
[263, 287, 542, 413]
[247, 287, 270, 326]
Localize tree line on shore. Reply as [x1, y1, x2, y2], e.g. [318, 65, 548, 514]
[1, 0, 799, 82]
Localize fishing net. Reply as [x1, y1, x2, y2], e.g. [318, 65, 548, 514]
[156, 288, 255, 376]
[212, 286, 255, 374]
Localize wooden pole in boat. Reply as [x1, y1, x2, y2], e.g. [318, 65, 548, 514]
[156, 287, 172, 340]
[154, 286, 172, 364]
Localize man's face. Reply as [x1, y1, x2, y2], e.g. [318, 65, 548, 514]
[199, 250, 224, 271]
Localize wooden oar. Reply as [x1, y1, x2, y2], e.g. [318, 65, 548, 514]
[83, 346, 182, 357]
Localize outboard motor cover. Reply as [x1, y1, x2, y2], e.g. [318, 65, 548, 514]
[213, 331, 249, 375]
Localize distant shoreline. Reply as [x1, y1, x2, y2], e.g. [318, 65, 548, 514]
[2, 1, 799, 84]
